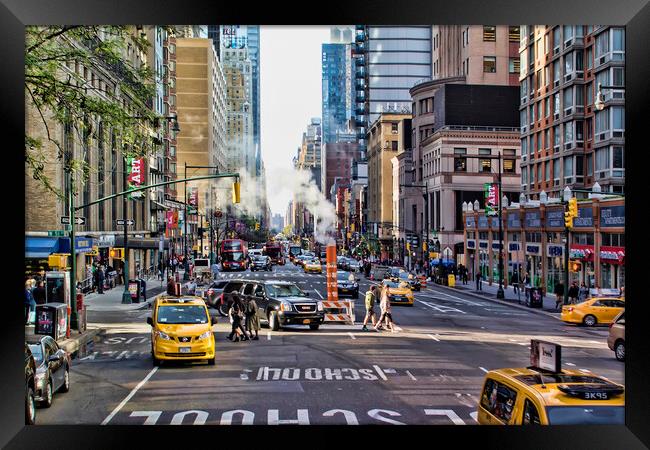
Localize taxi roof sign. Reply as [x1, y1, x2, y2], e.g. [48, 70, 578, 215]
[529, 339, 562, 373]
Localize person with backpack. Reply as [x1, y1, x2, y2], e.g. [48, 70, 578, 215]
[361, 285, 378, 331]
[227, 294, 248, 342]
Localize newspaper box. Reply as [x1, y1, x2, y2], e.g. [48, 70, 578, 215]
[35, 303, 68, 340]
[128, 279, 142, 303]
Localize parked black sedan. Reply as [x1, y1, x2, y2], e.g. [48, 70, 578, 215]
[25, 343, 36, 424]
[26, 335, 70, 408]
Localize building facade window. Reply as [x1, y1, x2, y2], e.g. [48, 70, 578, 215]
[509, 26, 520, 42]
[509, 57, 520, 74]
[483, 56, 497, 73]
[483, 26, 496, 41]
[454, 148, 467, 172]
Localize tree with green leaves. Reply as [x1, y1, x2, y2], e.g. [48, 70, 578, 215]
[25, 25, 162, 198]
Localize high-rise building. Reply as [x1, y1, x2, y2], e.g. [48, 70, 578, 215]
[352, 26, 432, 156]
[330, 26, 354, 44]
[246, 26, 262, 177]
[519, 25, 625, 199]
[322, 43, 354, 145]
[297, 118, 323, 191]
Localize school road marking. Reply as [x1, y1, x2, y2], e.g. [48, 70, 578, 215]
[101, 367, 159, 425]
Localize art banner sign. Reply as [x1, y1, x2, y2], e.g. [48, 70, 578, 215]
[127, 157, 145, 200]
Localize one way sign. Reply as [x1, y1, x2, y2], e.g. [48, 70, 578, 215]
[116, 219, 135, 226]
[61, 216, 85, 225]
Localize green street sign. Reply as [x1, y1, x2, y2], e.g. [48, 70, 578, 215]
[48, 230, 65, 237]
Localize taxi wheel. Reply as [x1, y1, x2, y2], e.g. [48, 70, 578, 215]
[582, 315, 597, 327]
[153, 356, 160, 367]
[207, 355, 216, 366]
[614, 341, 625, 361]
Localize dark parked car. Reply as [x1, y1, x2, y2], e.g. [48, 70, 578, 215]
[250, 255, 273, 272]
[26, 335, 70, 408]
[337, 270, 360, 298]
[203, 280, 230, 308]
[238, 280, 324, 331]
[25, 343, 36, 425]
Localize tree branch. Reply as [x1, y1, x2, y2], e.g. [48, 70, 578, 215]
[26, 26, 84, 54]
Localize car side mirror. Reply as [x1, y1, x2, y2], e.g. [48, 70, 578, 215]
[146, 317, 153, 326]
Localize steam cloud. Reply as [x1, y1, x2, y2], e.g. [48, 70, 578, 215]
[211, 165, 336, 244]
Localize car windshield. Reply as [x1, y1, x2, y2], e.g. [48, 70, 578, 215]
[157, 305, 208, 324]
[28, 344, 43, 365]
[337, 272, 352, 281]
[266, 284, 306, 297]
[307, 259, 319, 265]
[383, 281, 401, 288]
[545, 406, 624, 425]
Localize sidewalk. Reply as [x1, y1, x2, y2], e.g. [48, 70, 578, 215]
[433, 278, 563, 319]
[83, 275, 167, 312]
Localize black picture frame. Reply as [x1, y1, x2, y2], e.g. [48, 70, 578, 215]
[4, 0, 648, 448]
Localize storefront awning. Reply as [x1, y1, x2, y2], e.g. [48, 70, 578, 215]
[25, 237, 61, 258]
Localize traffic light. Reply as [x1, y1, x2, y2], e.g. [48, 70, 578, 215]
[255, 222, 260, 231]
[232, 181, 241, 204]
[570, 261, 582, 272]
[406, 243, 411, 252]
[568, 197, 578, 217]
[110, 248, 124, 259]
[564, 211, 573, 229]
[423, 241, 428, 252]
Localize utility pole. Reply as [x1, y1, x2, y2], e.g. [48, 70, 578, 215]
[67, 170, 77, 329]
[184, 162, 188, 260]
[496, 151, 505, 299]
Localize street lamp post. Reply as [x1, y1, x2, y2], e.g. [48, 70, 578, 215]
[496, 150, 505, 299]
[563, 186, 572, 305]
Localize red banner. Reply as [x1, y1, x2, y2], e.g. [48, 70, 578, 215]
[600, 246, 625, 264]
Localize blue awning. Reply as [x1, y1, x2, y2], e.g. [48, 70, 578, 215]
[25, 237, 60, 258]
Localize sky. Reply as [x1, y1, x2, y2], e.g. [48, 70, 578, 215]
[260, 26, 330, 217]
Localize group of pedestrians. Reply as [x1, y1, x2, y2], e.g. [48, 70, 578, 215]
[554, 281, 590, 310]
[361, 284, 397, 333]
[24, 275, 47, 324]
[226, 293, 260, 342]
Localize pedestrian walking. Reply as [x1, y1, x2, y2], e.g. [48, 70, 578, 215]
[33, 281, 46, 305]
[554, 281, 565, 310]
[211, 261, 219, 279]
[374, 284, 396, 332]
[579, 282, 589, 302]
[95, 265, 105, 294]
[361, 286, 378, 331]
[227, 294, 248, 342]
[245, 297, 260, 340]
[463, 266, 469, 285]
[512, 271, 520, 294]
[25, 280, 36, 324]
[568, 281, 579, 304]
[166, 276, 178, 296]
[476, 272, 483, 291]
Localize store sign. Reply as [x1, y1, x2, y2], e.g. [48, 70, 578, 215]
[477, 216, 489, 229]
[508, 242, 520, 252]
[74, 237, 94, 254]
[525, 211, 541, 228]
[600, 206, 625, 228]
[97, 235, 116, 248]
[466, 239, 476, 249]
[465, 216, 476, 230]
[546, 209, 565, 228]
[573, 207, 594, 228]
[479, 241, 488, 249]
[525, 244, 541, 255]
[127, 158, 145, 200]
[507, 212, 521, 229]
[570, 244, 594, 260]
[600, 246, 625, 263]
[547, 244, 564, 257]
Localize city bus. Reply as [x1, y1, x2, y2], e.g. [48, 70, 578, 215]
[263, 241, 285, 265]
[220, 239, 248, 271]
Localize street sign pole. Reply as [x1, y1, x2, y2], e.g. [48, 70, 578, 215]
[122, 159, 132, 304]
[68, 170, 78, 330]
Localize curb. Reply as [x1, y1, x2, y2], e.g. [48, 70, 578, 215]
[430, 283, 561, 320]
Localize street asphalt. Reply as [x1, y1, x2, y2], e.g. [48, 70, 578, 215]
[36, 263, 623, 425]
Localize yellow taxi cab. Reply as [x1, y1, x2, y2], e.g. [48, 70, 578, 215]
[381, 279, 414, 306]
[303, 258, 323, 274]
[560, 297, 625, 327]
[478, 340, 624, 425]
[146, 295, 218, 366]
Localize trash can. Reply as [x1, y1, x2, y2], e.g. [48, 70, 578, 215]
[35, 303, 68, 341]
[527, 287, 544, 308]
[128, 279, 142, 303]
[447, 274, 456, 287]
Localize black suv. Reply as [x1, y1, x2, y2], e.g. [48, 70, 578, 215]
[215, 280, 248, 317]
[25, 343, 36, 425]
[238, 280, 324, 331]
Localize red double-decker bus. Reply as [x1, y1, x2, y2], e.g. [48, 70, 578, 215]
[263, 241, 285, 265]
[220, 239, 248, 271]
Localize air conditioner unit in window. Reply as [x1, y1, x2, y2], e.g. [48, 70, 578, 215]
[554, 113, 560, 120]
[554, 80, 560, 88]
[554, 145, 560, 153]
[565, 107, 573, 115]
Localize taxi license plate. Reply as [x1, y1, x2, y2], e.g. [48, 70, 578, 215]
[302, 319, 311, 324]
[180, 347, 191, 353]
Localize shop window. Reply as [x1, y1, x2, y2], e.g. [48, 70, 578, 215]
[480, 159, 492, 172]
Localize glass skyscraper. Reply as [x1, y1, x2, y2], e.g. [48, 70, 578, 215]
[247, 26, 262, 177]
[322, 43, 354, 145]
